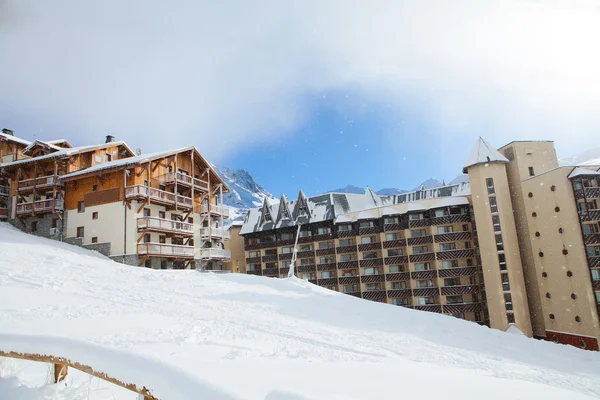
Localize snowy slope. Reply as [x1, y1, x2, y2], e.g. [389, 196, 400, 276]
[328, 175, 469, 196]
[1, 223, 600, 399]
[559, 147, 600, 166]
[214, 166, 274, 209]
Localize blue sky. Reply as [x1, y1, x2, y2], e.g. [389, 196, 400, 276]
[1, 1, 600, 200]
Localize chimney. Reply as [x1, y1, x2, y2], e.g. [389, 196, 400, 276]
[2, 128, 14, 136]
[105, 135, 115, 143]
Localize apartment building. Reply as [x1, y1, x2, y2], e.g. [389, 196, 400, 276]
[0, 129, 31, 222]
[0, 132, 232, 270]
[235, 138, 600, 350]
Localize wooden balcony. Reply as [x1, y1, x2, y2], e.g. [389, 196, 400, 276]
[434, 231, 471, 243]
[383, 239, 407, 249]
[200, 204, 230, 218]
[574, 187, 600, 200]
[384, 255, 409, 265]
[245, 256, 261, 264]
[436, 248, 475, 260]
[297, 264, 316, 273]
[137, 217, 193, 236]
[359, 258, 383, 267]
[441, 285, 479, 296]
[411, 270, 438, 279]
[263, 267, 279, 276]
[18, 175, 63, 193]
[247, 269, 262, 276]
[337, 260, 358, 269]
[589, 256, 600, 268]
[383, 223, 405, 232]
[358, 242, 380, 252]
[409, 218, 430, 228]
[160, 172, 209, 192]
[337, 229, 358, 238]
[438, 266, 477, 278]
[16, 199, 64, 215]
[297, 250, 315, 259]
[386, 272, 410, 281]
[362, 290, 387, 300]
[430, 214, 470, 226]
[339, 276, 360, 284]
[584, 233, 600, 245]
[336, 245, 357, 254]
[413, 287, 439, 297]
[137, 243, 194, 258]
[315, 247, 335, 256]
[199, 248, 231, 260]
[407, 235, 433, 246]
[317, 277, 338, 286]
[261, 254, 278, 263]
[358, 226, 380, 235]
[413, 304, 442, 313]
[316, 262, 337, 271]
[125, 185, 193, 210]
[360, 274, 385, 283]
[580, 209, 600, 222]
[443, 302, 482, 314]
[200, 227, 230, 240]
[279, 253, 293, 260]
[409, 252, 436, 263]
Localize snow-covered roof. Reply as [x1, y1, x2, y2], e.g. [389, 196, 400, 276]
[2, 141, 132, 168]
[0, 132, 31, 146]
[433, 197, 470, 208]
[335, 215, 352, 223]
[381, 207, 400, 216]
[23, 139, 63, 154]
[357, 211, 377, 220]
[568, 167, 600, 179]
[407, 203, 426, 212]
[463, 137, 509, 173]
[46, 139, 73, 148]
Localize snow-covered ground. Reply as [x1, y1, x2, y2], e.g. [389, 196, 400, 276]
[1, 223, 600, 399]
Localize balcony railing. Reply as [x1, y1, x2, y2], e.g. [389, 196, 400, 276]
[0, 185, 8, 196]
[16, 199, 64, 215]
[199, 248, 232, 259]
[137, 242, 194, 258]
[200, 204, 230, 218]
[137, 217, 194, 235]
[161, 172, 209, 191]
[125, 185, 193, 208]
[200, 227, 230, 239]
[18, 175, 63, 192]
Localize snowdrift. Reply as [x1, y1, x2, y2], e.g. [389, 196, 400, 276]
[0, 222, 599, 399]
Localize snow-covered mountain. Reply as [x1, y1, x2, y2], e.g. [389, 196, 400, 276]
[213, 166, 275, 220]
[559, 147, 600, 166]
[327, 175, 469, 196]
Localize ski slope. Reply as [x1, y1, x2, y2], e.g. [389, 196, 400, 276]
[0, 223, 599, 399]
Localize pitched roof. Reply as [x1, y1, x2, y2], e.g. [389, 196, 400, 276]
[0, 132, 31, 146]
[568, 167, 600, 179]
[463, 137, 509, 173]
[357, 211, 377, 220]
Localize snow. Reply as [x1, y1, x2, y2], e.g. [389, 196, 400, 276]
[0, 377, 42, 400]
[568, 167, 600, 179]
[1, 222, 600, 399]
[433, 196, 470, 208]
[356, 210, 376, 220]
[463, 137, 509, 172]
[0, 132, 31, 146]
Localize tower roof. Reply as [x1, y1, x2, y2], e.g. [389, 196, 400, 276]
[463, 137, 509, 173]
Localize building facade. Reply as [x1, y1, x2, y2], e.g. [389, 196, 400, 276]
[236, 138, 600, 350]
[0, 131, 232, 270]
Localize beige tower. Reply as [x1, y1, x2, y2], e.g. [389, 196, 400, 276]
[464, 138, 533, 336]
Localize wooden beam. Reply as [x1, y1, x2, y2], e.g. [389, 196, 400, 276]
[136, 164, 147, 177]
[0, 350, 158, 400]
[54, 363, 68, 383]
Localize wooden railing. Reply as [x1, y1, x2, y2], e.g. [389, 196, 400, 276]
[125, 185, 193, 208]
[200, 227, 230, 239]
[199, 248, 232, 259]
[16, 199, 64, 215]
[200, 204, 230, 218]
[137, 242, 194, 257]
[18, 175, 63, 191]
[137, 217, 194, 234]
[161, 172, 209, 191]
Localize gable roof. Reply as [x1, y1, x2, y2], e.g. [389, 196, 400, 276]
[23, 140, 64, 155]
[0, 132, 31, 146]
[568, 166, 600, 179]
[463, 137, 509, 173]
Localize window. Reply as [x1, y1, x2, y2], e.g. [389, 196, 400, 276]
[248, 264, 260, 272]
[92, 212, 98, 220]
[281, 247, 294, 254]
[363, 252, 378, 259]
[384, 216, 399, 224]
[501, 273, 510, 291]
[528, 166, 535, 177]
[364, 267, 379, 275]
[592, 269, 600, 281]
[342, 269, 357, 277]
[281, 260, 291, 268]
[583, 224, 600, 234]
[418, 297, 436, 305]
[365, 283, 381, 291]
[105, 153, 112, 162]
[386, 233, 402, 241]
[300, 258, 314, 266]
[486, 178, 495, 194]
[387, 249, 403, 257]
[446, 295, 463, 304]
[338, 224, 352, 231]
[444, 278, 461, 287]
[434, 209, 448, 218]
[504, 293, 513, 311]
[188, 217, 193, 224]
[441, 260, 458, 269]
[145, 259, 152, 268]
[507, 313, 515, 324]
[411, 229, 426, 238]
[317, 226, 331, 235]
[31, 221, 38, 232]
[417, 279, 434, 288]
[91, 237, 98, 244]
[299, 230, 312, 238]
[319, 241, 333, 249]
[413, 246, 429, 254]
[301, 273, 316, 280]
[340, 254, 356, 262]
[339, 238, 355, 247]
[361, 236, 376, 244]
[587, 246, 600, 257]
[595, 291, 600, 305]
[264, 249, 277, 256]
[51, 218, 58, 228]
[143, 233, 150, 243]
[77, 201, 85, 213]
[92, 184, 98, 191]
[392, 298, 409, 306]
[574, 181, 583, 190]
[489, 196, 498, 213]
[159, 236, 166, 244]
[320, 256, 334, 264]
[320, 271, 333, 279]
[498, 253, 507, 271]
[265, 262, 277, 269]
[76, 226, 84, 238]
[249, 251, 260, 258]
[495, 234, 504, 251]
[388, 265, 402, 273]
[392, 281, 407, 289]
[492, 215, 501, 232]
[409, 213, 423, 220]
[437, 226, 453, 234]
[439, 243, 456, 252]
[141, 208, 151, 217]
[359, 221, 375, 229]
[299, 244, 313, 251]
[343, 285, 359, 293]
[414, 263, 431, 271]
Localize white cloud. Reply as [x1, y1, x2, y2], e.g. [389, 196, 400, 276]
[0, 0, 599, 160]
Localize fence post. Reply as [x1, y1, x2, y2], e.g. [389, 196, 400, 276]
[53, 363, 68, 383]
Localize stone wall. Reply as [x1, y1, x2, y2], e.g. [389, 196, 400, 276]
[82, 242, 111, 257]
